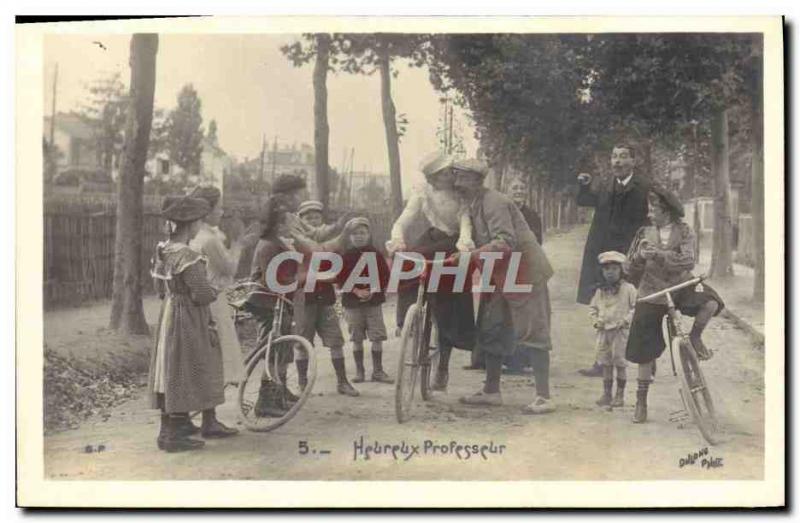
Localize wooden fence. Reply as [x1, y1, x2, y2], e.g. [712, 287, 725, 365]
[44, 211, 165, 308]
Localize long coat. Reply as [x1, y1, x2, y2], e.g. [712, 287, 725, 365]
[467, 188, 554, 356]
[518, 204, 544, 246]
[148, 242, 225, 414]
[576, 173, 650, 304]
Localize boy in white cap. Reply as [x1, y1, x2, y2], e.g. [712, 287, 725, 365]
[297, 199, 352, 242]
[295, 199, 359, 397]
[589, 251, 637, 409]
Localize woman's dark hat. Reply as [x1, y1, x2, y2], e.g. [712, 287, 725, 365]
[272, 174, 307, 195]
[189, 185, 221, 209]
[160, 195, 211, 223]
[649, 184, 684, 218]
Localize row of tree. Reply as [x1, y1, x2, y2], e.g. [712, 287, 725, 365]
[285, 32, 764, 301]
[421, 33, 763, 299]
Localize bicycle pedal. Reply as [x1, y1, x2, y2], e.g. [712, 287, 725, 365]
[669, 410, 690, 423]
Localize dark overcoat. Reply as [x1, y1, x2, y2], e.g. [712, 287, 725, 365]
[576, 173, 650, 304]
[468, 188, 554, 356]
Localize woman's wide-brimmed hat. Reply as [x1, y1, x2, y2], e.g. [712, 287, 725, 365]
[160, 195, 211, 223]
[649, 184, 685, 218]
[419, 151, 454, 178]
[189, 185, 222, 209]
[272, 174, 307, 194]
[452, 158, 489, 178]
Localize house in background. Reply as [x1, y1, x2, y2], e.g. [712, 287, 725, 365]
[201, 136, 234, 188]
[43, 113, 101, 177]
[268, 143, 315, 193]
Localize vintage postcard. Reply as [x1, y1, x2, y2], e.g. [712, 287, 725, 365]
[16, 16, 784, 508]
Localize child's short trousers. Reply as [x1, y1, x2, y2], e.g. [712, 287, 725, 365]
[344, 305, 388, 344]
[595, 327, 628, 367]
[296, 302, 345, 351]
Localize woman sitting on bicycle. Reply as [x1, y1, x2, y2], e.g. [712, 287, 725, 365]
[387, 151, 478, 392]
[625, 185, 725, 424]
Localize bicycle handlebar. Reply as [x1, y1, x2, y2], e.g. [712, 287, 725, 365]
[636, 274, 707, 303]
[228, 281, 295, 306]
[391, 250, 454, 266]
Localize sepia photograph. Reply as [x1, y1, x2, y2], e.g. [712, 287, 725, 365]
[15, 16, 784, 508]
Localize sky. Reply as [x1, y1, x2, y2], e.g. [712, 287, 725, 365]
[43, 33, 479, 191]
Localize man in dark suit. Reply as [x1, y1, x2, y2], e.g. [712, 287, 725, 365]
[576, 142, 650, 376]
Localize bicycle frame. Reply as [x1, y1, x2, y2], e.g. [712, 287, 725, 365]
[637, 275, 705, 376]
[228, 281, 295, 382]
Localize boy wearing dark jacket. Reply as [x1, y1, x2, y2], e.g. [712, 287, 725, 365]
[338, 217, 393, 384]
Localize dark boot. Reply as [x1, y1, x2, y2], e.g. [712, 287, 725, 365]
[174, 415, 200, 438]
[162, 415, 205, 453]
[332, 357, 359, 397]
[157, 413, 169, 450]
[296, 359, 309, 391]
[201, 408, 239, 438]
[433, 345, 451, 391]
[352, 349, 366, 383]
[278, 369, 300, 403]
[253, 379, 289, 418]
[579, 362, 604, 377]
[633, 380, 649, 424]
[596, 379, 613, 406]
[432, 368, 449, 391]
[611, 379, 626, 408]
[371, 350, 393, 383]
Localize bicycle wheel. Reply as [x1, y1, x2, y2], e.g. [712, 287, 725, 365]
[395, 304, 422, 423]
[676, 338, 719, 445]
[237, 334, 317, 432]
[419, 310, 437, 401]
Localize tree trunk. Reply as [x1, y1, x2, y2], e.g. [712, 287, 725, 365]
[493, 158, 505, 192]
[709, 109, 735, 280]
[378, 45, 403, 219]
[641, 139, 653, 180]
[313, 34, 331, 209]
[109, 34, 158, 334]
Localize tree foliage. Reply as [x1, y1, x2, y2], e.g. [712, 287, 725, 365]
[166, 83, 205, 175]
[78, 71, 128, 173]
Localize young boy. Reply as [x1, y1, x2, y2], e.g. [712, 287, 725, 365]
[589, 251, 637, 409]
[296, 200, 359, 397]
[338, 217, 393, 384]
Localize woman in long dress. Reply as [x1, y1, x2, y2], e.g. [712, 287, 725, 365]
[189, 186, 257, 386]
[387, 151, 477, 391]
[148, 195, 238, 453]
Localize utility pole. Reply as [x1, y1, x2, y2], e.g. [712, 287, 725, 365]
[258, 134, 266, 183]
[271, 135, 278, 184]
[447, 103, 454, 155]
[49, 63, 58, 144]
[347, 148, 355, 208]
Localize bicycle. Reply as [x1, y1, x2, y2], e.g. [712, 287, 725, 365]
[227, 280, 318, 432]
[392, 252, 452, 423]
[637, 275, 719, 445]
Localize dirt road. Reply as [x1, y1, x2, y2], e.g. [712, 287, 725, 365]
[43, 225, 765, 481]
